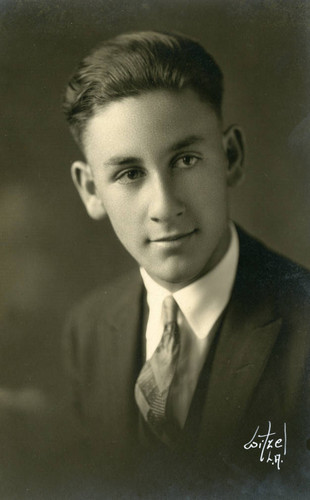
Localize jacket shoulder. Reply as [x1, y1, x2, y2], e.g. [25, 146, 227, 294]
[237, 226, 310, 307]
[69, 268, 142, 322]
[63, 268, 143, 353]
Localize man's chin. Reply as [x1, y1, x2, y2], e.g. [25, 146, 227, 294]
[145, 266, 202, 292]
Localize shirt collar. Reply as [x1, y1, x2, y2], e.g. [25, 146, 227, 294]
[140, 221, 239, 339]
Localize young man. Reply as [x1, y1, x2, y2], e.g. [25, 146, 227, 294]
[63, 31, 310, 492]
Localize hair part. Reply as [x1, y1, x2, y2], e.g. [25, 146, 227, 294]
[63, 31, 224, 148]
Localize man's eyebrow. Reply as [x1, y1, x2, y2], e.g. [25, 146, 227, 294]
[169, 135, 205, 152]
[103, 156, 142, 167]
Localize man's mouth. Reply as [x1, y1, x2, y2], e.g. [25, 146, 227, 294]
[150, 229, 197, 243]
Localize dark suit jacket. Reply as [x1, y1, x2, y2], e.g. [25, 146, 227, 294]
[64, 228, 310, 494]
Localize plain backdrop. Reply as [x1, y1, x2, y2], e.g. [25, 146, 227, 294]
[0, 0, 310, 497]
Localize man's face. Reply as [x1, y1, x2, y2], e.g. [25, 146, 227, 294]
[79, 89, 243, 291]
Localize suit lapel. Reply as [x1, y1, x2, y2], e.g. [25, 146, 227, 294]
[197, 229, 283, 452]
[103, 270, 146, 438]
[198, 308, 282, 452]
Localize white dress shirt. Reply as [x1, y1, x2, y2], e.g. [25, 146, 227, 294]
[140, 222, 239, 428]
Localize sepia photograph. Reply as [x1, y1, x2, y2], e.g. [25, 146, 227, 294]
[1, 1, 310, 498]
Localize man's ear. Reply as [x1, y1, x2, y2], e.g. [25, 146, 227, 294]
[222, 125, 245, 187]
[71, 161, 106, 220]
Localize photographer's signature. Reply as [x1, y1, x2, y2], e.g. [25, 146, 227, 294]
[243, 421, 287, 470]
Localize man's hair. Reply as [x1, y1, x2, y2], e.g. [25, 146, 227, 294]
[63, 30, 224, 147]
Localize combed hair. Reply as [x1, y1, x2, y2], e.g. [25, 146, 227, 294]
[63, 31, 224, 146]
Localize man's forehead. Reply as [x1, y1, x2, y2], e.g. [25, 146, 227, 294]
[83, 88, 221, 159]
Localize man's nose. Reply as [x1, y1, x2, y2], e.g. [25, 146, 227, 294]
[148, 176, 185, 222]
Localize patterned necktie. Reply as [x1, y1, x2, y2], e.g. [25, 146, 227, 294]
[135, 295, 180, 447]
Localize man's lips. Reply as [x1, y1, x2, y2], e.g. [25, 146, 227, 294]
[149, 229, 197, 243]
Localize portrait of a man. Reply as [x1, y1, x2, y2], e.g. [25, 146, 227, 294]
[1, 2, 309, 498]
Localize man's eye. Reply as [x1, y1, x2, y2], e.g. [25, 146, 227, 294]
[117, 169, 144, 184]
[174, 155, 200, 168]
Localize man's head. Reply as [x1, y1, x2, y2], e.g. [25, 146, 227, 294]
[63, 31, 245, 292]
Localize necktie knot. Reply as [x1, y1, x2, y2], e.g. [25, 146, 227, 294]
[162, 295, 178, 325]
